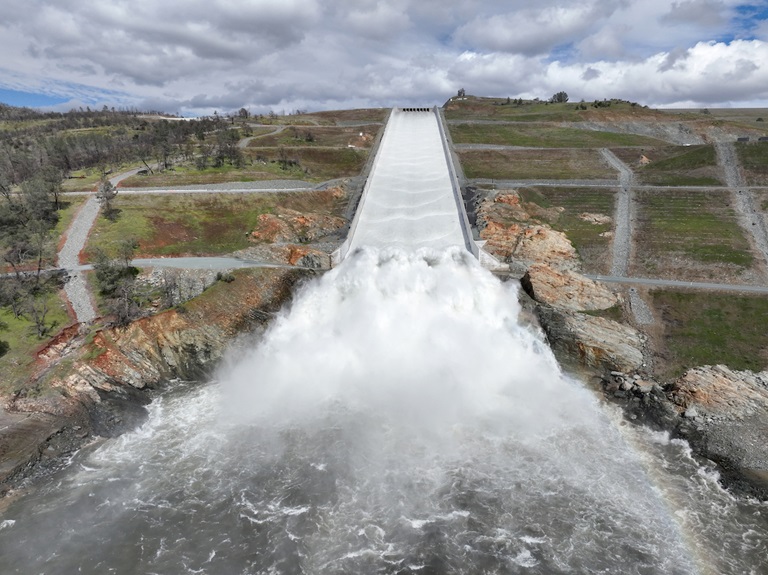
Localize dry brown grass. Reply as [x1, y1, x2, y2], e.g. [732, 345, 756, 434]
[308, 108, 389, 124]
[458, 148, 615, 180]
[248, 125, 380, 149]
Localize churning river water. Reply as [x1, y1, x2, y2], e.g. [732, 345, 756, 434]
[1, 248, 767, 574]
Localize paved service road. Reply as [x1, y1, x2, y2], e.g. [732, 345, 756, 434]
[62, 257, 305, 273]
[588, 274, 768, 294]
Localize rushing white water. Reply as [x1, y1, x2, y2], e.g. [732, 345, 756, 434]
[2, 246, 766, 574]
[346, 109, 468, 254]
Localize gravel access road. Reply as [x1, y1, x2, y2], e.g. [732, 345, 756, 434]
[58, 196, 99, 323]
[237, 125, 286, 149]
[57, 168, 149, 324]
[627, 287, 654, 325]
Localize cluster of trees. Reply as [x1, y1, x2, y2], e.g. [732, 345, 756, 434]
[0, 105, 247, 190]
[195, 128, 244, 170]
[0, 167, 66, 340]
[549, 92, 569, 103]
[0, 103, 252, 347]
[91, 238, 229, 327]
[91, 239, 147, 327]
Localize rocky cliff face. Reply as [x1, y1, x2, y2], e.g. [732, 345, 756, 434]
[536, 306, 645, 373]
[668, 365, 768, 497]
[475, 185, 768, 499]
[477, 192, 577, 270]
[475, 190, 646, 374]
[249, 207, 346, 244]
[1, 267, 313, 492]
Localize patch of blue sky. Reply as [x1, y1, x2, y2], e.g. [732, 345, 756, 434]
[0, 69, 139, 109]
[51, 81, 136, 107]
[0, 88, 68, 108]
[544, 42, 577, 64]
[732, 2, 768, 39]
[734, 2, 768, 20]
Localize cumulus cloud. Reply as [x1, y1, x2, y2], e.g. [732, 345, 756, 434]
[0, 0, 767, 115]
[661, 0, 727, 27]
[581, 67, 601, 80]
[454, 2, 623, 56]
[657, 46, 691, 72]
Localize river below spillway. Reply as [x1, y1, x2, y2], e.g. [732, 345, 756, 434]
[1, 248, 767, 574]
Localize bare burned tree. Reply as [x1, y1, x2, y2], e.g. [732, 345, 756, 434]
[97, 175, 119, 221]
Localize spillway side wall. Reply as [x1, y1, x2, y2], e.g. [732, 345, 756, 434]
[331, 108, 395, 266]
[434, 107, 479, 258]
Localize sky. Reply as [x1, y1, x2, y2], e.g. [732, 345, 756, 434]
[1, 0, 768, 116]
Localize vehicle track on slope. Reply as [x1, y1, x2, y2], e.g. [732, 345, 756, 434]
[713, 140, 768, 280]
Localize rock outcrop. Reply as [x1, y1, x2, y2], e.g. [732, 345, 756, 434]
[669, 365, 768, 419]
[666, 365, 768, 497]
[600, 365, 768, 499]
[468, 183, 768, 499]
[470, 188, 644, 376]
[235, 244, 332, 269]
[536, 306, 644, 373]
[481, 222, 577, 270]
[1, 267, 313, 493]
[250, 207, 345, 244]
[476, 191, 577, 270]
[521, 263, 620, 311]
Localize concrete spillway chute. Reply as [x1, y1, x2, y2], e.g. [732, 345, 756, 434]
[332, 107, 502, 269]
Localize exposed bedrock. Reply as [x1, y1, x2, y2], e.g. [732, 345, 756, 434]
[535, 305, 645, 374]
[521, 262, 620, 312]
[1, 267, 312, 494]
[475, 184, 768, 498]
[601, 365, 768, 499]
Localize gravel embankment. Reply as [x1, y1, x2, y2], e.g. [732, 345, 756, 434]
[600, 149, 634, 277]
[714, 141, 768, 278]
[627, 287, 654, 325]
[573, 121, 705, 146]
[468, 178, 618, 188]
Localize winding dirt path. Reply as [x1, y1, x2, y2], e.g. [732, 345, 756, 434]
[238, 125, 287, 149]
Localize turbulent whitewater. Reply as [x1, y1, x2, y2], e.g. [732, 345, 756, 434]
[2, 247, 767, 573]
[1, 110, 767, 573]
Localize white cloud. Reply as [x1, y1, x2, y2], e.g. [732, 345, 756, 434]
[454, 2, 623, 56]
[661, 0, 728, 27]
[0, 0, 767, 115]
